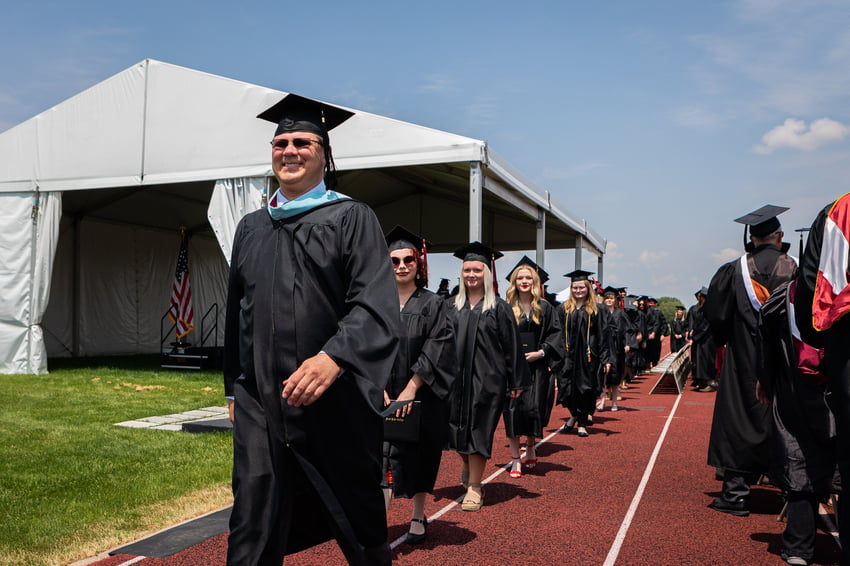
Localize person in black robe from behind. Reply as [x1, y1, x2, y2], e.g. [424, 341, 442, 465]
[760, 279, 838, 565]
[795, 192, 850, 566]
[447, 242, 531, 512]
[644, 297, 665, 369]
[503, 256, 563, 477]
[669, 305, 688, 353]
[224, 94, 401, 566]
[704, 204, 798, 518]
[381, 226, 456, 545]
[556, 270, 613, 438]
[687, 287, 717, 391]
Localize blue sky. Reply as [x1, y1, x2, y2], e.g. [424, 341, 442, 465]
[2, 0, 850, 303]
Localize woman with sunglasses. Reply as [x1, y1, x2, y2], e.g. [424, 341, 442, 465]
[556, 271, 612, 438]
[503, 256, 563, 477]
[382, 226, 456, 545]
[448, 242, 530, 511]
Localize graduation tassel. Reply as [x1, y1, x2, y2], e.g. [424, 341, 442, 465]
[421, 238, 429, 289]
[565, 312, 570, 353]
[586, 314, 592, 362]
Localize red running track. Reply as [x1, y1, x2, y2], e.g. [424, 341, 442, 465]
[87, 344, 842, 566]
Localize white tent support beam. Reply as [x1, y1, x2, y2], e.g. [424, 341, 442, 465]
[469, 161, 483, 242]
[597, 255, 604, 287]
[536, 206, 546, 269]
[481, 176, 538, 220]
[575, 234, 583, 270]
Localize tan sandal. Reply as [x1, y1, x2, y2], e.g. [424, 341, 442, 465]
[461, 483, 484, 511]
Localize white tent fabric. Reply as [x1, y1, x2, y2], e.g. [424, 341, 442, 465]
[0, 59, 606, 374]
[207, 177, 266, 264]
[0, 191, 61, 374]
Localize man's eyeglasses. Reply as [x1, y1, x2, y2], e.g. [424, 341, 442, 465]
[270, 138, 323, 151]
[391, 256, 416, 266]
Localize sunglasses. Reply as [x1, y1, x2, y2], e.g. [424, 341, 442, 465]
[391, 256, 416, 266]
[270, 138, 324, 150]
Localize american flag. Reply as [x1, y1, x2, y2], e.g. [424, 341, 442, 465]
[169, 232, 195, 339]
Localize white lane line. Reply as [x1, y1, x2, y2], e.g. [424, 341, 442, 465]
[389, 427, 564, 549]
[117, 557, 147, 565]
[603, 393, 683, 566]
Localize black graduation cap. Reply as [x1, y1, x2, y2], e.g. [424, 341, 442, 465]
[563, 269, 594, 282]
[734, 204, 789, 251]
[602, 286, 620, 296]
[257, 93, 354, 138]
[385, 225, 432, 252]
[453, 242, 503, 264]
[506, 255, 550, 284]
[676, 305, 686, 310]
[695, 286, 709, 297]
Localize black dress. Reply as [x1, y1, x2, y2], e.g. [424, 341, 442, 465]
[670, 318, 688, 353]
[223, 199, 401, 564]
[384, 288, 456, 498]
[503, 300, 563, 438]
[448, 298, 531, 458]
[556, 306, 612, 427]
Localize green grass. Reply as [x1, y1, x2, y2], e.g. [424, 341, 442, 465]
[0, 356, 233, 566]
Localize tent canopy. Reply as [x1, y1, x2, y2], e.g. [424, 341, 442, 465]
[0, 59, 606, 373]
[0, 59, 605, 255]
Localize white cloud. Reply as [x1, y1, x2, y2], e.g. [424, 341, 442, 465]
[419, 75, 458, 94]
[541, 162, 608, 180]
[604, 241, 624, 260]
[639, 250, 668, 263]
[753, 117, 850, 154]
[712, 247, 741, 264]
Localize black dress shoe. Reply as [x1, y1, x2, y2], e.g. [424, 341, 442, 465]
[405, 517, 427, 545]
[708, 497, 749, 516]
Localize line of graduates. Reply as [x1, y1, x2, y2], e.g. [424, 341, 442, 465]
[381, 226, 675, 548]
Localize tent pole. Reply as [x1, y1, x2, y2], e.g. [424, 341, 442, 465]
[536, 206, 546, 269]
[72, 216, 81, 357]
[468, 161, 482, 242]
[575, 234, 583, 270]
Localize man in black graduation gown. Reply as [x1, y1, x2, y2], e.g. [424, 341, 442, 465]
[687, 287, 717, 391]
[704, 205, 798, 517]
[223, 94, 401, 565]
[795, 193, 850, 565]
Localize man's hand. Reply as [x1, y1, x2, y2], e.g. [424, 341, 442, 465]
[282, 352, 340, 407]
[228, 398, 235, 423]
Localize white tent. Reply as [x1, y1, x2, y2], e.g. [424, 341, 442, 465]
[0, 59, 606, 374]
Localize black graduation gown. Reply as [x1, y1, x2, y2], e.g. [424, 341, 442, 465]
[794, 200, 850, 565]
[644, 307, 664, 367]
[448, 298, 531, 458]
[223, 199, 401, 563]
[503, 300, 563, 438]
[760, 281, 838, 494]
[687, 303, 716, 383]
[670, 318, 688, 353]
[704, 244, 797, 474]
[623, 307, 643, 377]
[384, 288, 457, 498]
[556, 306, 612, 410]
[601, 307, 629, 387]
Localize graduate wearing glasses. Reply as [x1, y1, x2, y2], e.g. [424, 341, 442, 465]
[224, 94, 401, 566]
[381, 226, 456, 545]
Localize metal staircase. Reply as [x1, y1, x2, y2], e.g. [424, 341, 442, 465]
[160, 303, 221, 370]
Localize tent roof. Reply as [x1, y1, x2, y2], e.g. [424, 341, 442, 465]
[0, 59, 605, 255]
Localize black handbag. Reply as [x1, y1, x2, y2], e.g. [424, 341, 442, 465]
[383, 400, 421, 443]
